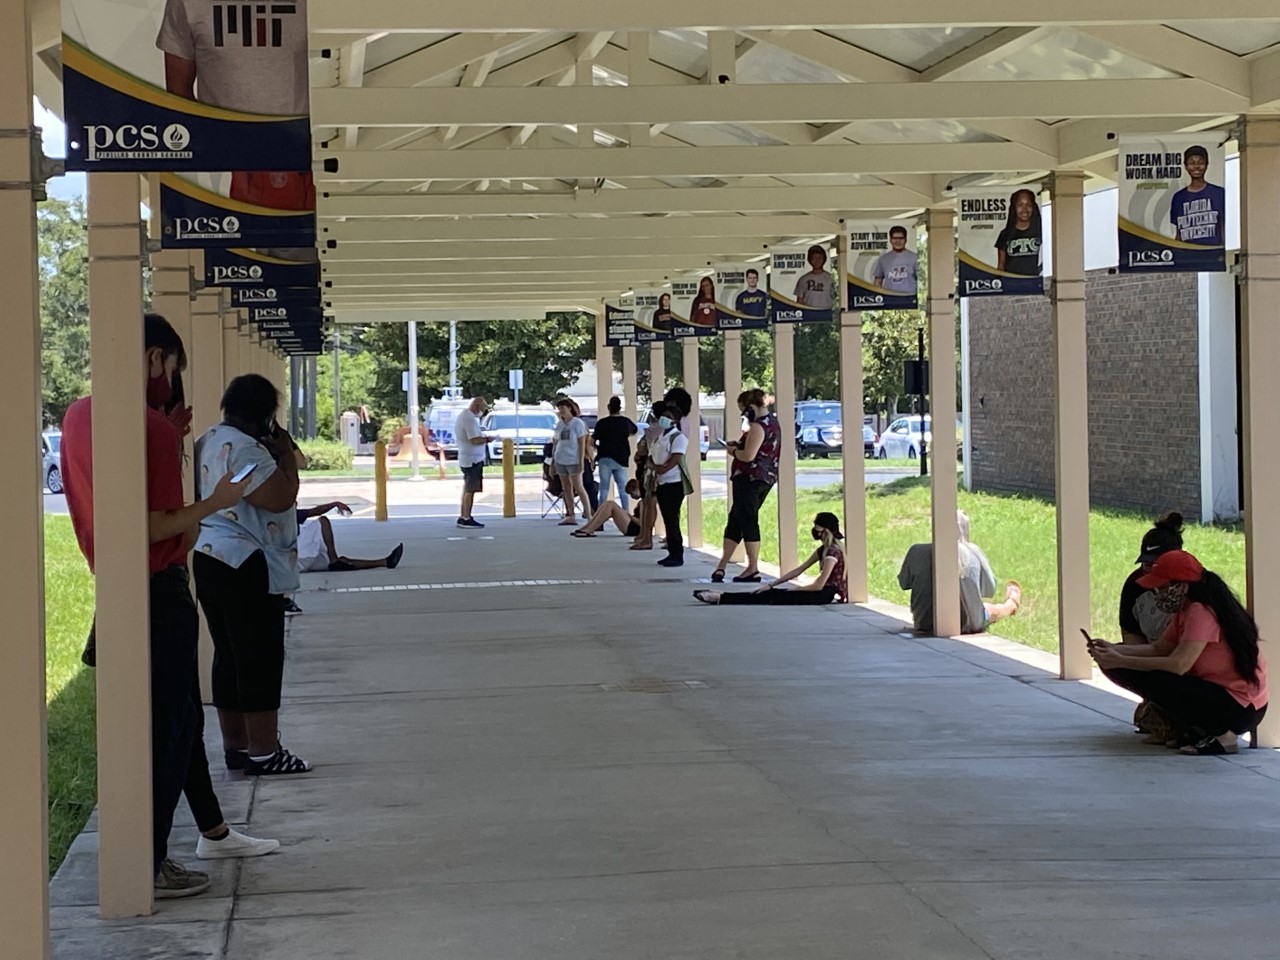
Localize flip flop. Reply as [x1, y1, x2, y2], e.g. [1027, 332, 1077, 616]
[710, 569, 725, 583]
[732, 572, 761, 583]
[1180, 736, 1238, 756]
[557, 518, 576, 526]
[629, 542, 653, 551]
[570, 530, 595, 538]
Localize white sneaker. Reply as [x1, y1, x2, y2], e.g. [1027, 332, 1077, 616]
[196, 828, 281, 860]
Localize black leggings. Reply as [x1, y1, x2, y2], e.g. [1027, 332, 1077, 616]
[1104, 668, 1267, 737]
[720, 586, 837, 606]
[194, 551, 287, 713]
[724, 475, 773, 544]
[184, 673, 224, 834]
[656, 482, 685, 559]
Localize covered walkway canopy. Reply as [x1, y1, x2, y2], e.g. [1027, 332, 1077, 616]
[4, 2, 1280, 956]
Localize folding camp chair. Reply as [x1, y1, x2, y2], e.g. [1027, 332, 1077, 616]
[541, 449, 565, 519]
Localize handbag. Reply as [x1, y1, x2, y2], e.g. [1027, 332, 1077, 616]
[676, 454, 695, 497]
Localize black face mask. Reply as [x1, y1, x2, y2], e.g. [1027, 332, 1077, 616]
[744, 408, 757, 422]
[811, 529, 823, 541]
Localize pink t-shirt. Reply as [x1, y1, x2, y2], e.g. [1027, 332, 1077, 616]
[1166, 602, 1269, 708]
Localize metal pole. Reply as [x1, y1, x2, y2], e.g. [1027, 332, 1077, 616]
[918, 326, 928, 477]
[448, 319, 458, 391]
[332, 327, 342, 440]
[408, 320, 422, 479]
[305, 355, 318, 440]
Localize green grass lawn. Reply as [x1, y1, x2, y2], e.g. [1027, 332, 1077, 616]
[702, 477, 1246, 653]
[45, 515, 97, 875]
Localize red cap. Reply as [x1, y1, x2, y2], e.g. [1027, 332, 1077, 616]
[1136, 549, 1205, 589]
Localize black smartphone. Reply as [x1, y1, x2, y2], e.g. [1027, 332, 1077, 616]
[1080, 628, 1096, 645]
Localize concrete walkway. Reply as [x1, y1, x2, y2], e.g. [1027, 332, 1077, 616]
[51, 516, 1280, 959]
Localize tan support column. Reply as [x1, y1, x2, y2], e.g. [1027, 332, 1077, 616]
[1240, 117, 1280, 744]
[682, 338, 703, 548]
[774, 323, 798, 572]
[87, 172, 153, 917]
[0, 1, 51, 948]
[189, 284, 223, 701]
[223, 311, 241, 383]
[722, 329, 744, 562]
[840, 310, 869, 602]
[926, 208, 961, 637]
[594, 309, 611, 418]
[1051, 173, 1092, 679]
[650, 342, 665, 402]
[622, 345, 638, 419]
[150, 248, 195, 501]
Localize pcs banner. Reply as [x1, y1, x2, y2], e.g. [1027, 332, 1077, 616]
[770, 245, 836, 323]
[230, 284, 320, 307]
[957, 186, 1045, 298]
[629, 288, 672, 342]
[604, 302, 637, 347]
[845, 222, 919, 310]
[205, 247, 320, 289]
[160, 174, 315, 249]
[62, 0, 311, 171]
[1118, 136, 1227, 273]
[670, 277, 718, 338]
[714, 262, 770, 331]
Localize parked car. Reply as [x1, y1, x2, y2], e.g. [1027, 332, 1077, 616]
[42, 431, 62, 493]
[875, 416, 930, 459]
[862, 424, 877, 458]
[795, 401, 843, 458]
[483, 409, 558, 464]
[425, 400, 472, 459]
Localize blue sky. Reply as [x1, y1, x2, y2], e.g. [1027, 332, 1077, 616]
[35, 99, 85, 202]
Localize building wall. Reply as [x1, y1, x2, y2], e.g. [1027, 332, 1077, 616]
[967, 269, 1202, 518]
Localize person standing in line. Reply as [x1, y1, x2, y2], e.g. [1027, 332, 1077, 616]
[61, 314, 273, 899]
[552, 399, 591, 525]
[648, 409, 691, 568]
[709, 389, 781, 584]
[193, 375, 311, 777]
[455, 395, 494, 529]
[695, 512, 848, 606]
[630, 401, 669, 551]
[594, 396, 638, 511]
[793, 245, 835, 310]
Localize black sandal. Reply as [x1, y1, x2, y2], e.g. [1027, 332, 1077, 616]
[1180, 735, 1238, 756]
[710, 569, 725, 583]
[732, 572, 761, 583]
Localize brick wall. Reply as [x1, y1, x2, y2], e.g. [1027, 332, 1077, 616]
[967, 269, 1202, 518]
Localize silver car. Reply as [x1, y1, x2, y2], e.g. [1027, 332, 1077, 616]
[42, 431, 63, 493]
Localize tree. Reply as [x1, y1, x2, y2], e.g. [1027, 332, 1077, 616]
[39, 198, 91, 425]
[861, 311, 921, 418]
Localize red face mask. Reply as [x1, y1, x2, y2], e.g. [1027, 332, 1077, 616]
[146, 371, 173, 410]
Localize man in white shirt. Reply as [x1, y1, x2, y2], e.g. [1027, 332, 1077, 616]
[455, 397, 494, 529]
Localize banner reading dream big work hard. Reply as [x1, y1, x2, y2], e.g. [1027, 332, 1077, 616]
[159, 174, 316, 249]
[957, 186, 1045, 298]
[62, 0, 311, 171]
[714, 262, 770, 331]
[1118, 136, 1227, 273]
[629, 288, 672, 342]
[604, 302, 637, 347]
[769, 245, 835, 323]
[845, 222, 919, 310]
[204, 247, 321, 289]
[670, 277, 717, 338]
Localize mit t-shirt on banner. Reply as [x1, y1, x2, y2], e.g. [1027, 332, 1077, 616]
[714, 262, 771, 331]
[845, 222, 919, 310]
[1118, 135, 1227, 273]
[770, 245, 836, 323]
[670, 277, 717, 338]
[957, 186, 1045, 298]
[62, 0, 311, 171]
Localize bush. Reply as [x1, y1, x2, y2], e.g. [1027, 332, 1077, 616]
[378, 417, 406, 445]
[297, 439, 353, 472]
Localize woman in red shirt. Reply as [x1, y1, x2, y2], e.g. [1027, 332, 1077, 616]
[1089, 550, 1268, 755]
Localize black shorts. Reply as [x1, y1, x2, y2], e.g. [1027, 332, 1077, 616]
[461, 462, 485, 493]
[625, 519, 641, 538]
[193, 550, 286, 713]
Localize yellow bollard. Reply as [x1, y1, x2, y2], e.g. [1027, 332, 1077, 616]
[374, 440, 389, 521]
[503, 438, 516, 518]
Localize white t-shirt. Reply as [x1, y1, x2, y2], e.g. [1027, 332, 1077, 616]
[455, 408, 487, 467]
[553, 417, 588, 465]
[651, 429, 689, 485]
[793, 269, 835, 309]
[156, 0, 310, 116]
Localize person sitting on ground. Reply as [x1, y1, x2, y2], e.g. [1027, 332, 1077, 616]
[897, 512, 1020, 634]
[1117, 512, 1186, 741]
[1089, 550, 1268, 755]
[694, 511, 848, 606]
[296, 501, 404, 573]
[570, 480, 643, 538]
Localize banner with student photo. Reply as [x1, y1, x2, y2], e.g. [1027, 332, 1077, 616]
[628, 288, 672, 342]
[769, 245, 836, 323]
[62, 0, 311, 171]
[1118, 136, 1227, 273]
[604, 302, 637, 347]
[159, 173, 316, 249]
[845, 222, 919, 310]
[204, 247, 320, 289]
[670, 276, 717, 338]
[957, 186, 1045, 297]
[714, 262, 770, 331]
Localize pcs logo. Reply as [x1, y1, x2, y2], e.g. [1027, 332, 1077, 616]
[210, 264, 265, 284]
[171, 215, 242, 240]
[81, 124, 192, 162]
[963, 278, 1004, 294]
[1126, 249, 1176, 268]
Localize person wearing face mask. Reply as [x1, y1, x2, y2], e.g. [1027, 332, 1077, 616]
[60, 314, 270, 899]
[1089, 550, 1269, 755]
[709, 388, 781, 583]
[694, 512, 848, 605]
[193, 374, 312, 776]
[647, 407, 692, 567]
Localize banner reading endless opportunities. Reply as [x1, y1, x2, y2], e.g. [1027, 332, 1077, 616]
[1118, 135, 1227, 273]
[957, 186, 1046, 298]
